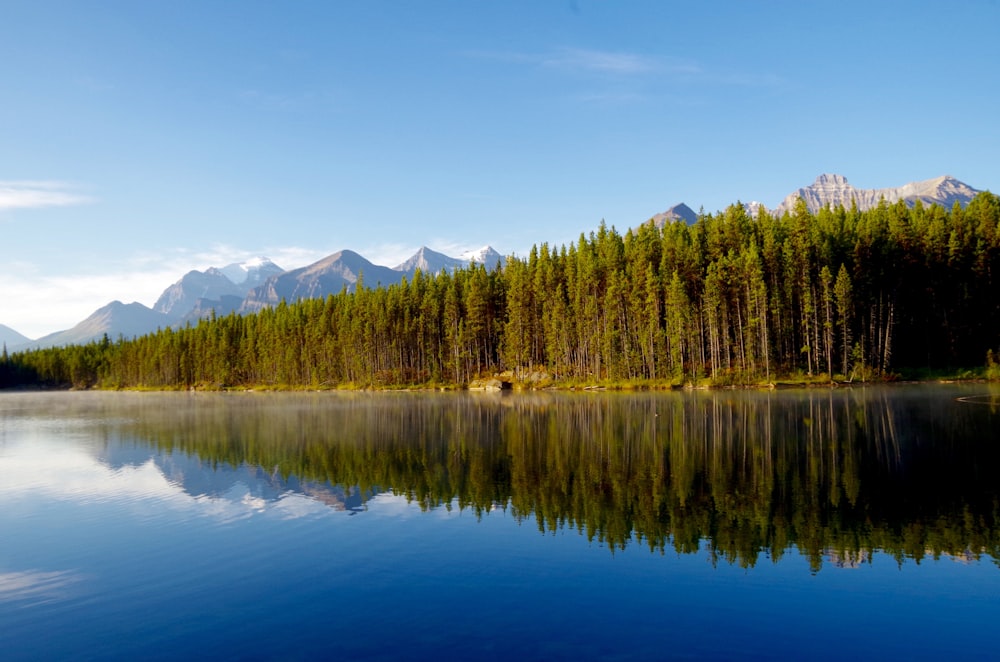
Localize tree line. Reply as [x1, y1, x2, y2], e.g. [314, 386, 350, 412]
[3, 192, 999, 389]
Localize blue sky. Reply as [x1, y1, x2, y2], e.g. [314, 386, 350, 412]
[2, 0, 999, 338]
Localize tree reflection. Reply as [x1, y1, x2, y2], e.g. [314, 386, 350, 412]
[95, 387, 999, 569]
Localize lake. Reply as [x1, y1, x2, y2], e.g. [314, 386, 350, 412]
[1, 385, 999, 660]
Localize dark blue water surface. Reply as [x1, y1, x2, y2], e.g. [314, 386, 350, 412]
[1, 387, 998, 660]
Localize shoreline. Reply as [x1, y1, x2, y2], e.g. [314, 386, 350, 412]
[3, 373, 998, 394]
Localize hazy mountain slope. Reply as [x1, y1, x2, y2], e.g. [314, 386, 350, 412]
[218, 257, 284, 287]
[179, 295, 245, 324]
[1, 324, 31, 348]
[23, 302, 172, 349]
[153, 268, 246, 320]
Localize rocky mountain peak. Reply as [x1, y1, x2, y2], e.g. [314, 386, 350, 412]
[649, 203, 697, 227]
[393, 246, 464, 275]
[772, 173, 982, 216]
[459, 246, 506, 269]
[814, 173, 850, 187]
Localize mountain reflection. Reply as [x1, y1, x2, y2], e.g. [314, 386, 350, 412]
[87, 387, 1000, 569]
[99, 445, 371, 514]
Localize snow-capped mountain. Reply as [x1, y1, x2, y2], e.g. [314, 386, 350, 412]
[460, 245, 506, 269]
[154, 258, 286, 321]
[742, 201, 766, 217]
[218, 257, 284, 287]
[771, 173, 981, 216]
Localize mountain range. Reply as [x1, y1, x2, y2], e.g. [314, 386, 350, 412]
[8, 246, 506, 351]
[4, 174, 987, 350]
[643, 173, 983, 226]
[153, 258, 284, 319]
[769, 173, 981, 216]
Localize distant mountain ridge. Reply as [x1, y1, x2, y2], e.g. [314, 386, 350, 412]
[393, 246, 467, 275]
[647, 174, 983, 231]
[770, 173, 981, 216]
[392, 245, 507, 275]
[241, 249, 404, 313]
[8, 245, 507, 351]
[152, 257, 286, 321]
[240, 246, 506, 314]
[28, 302, 173, 349]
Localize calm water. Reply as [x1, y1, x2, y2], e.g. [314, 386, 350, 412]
[1, 385, 999, 660]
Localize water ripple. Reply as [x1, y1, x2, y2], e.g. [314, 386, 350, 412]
[0, 569, 83, 606]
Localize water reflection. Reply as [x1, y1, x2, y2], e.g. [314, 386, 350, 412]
[0, 570, 82, 606]
[2, 386, 998, 570]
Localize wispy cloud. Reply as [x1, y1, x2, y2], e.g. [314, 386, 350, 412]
[711, 71, 785, 88]
[238, 89, 339, 113]
[468, 47, 698, 77]
[0, 181, 95, 211]
[574, 91, 649, 105]
[541, 48, 658, 75]
[467, 47, 780, 89]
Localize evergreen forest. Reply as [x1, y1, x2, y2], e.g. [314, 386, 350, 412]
[3, 193, 1000, 390]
